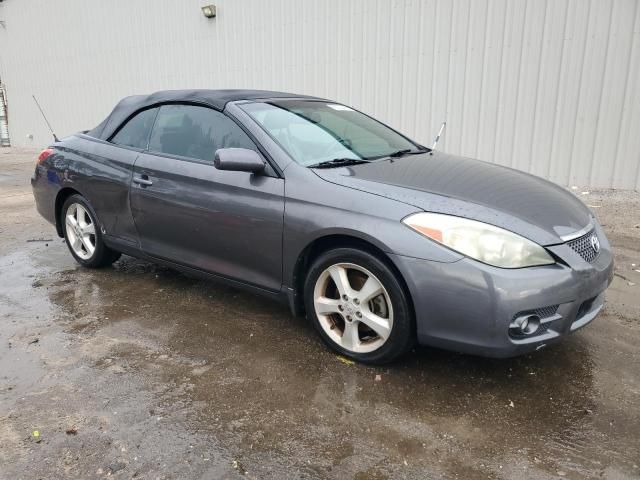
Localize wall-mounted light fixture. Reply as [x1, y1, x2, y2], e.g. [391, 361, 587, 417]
[201, 5, 216, 18]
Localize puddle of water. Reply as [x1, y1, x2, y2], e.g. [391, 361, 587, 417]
[41, 253, 640, 477]
[1, 228, 639, 478]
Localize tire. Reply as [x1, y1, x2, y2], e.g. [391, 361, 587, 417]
[61, 194, 121, 268]
[304, 247, 414, 364]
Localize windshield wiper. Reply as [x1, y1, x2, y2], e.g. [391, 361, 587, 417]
[307, 158, 371, 169]
[308, 148, 429, 167]
[388, 149, 413, 157]
[388, 148, 430, 158]
[368, 148, 429, 161]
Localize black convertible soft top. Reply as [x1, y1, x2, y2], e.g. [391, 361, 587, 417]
[87, 89, 324, 140]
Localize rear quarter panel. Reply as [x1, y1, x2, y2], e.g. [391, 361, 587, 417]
[36, 135, 140, 245]
[31, 151, 61, 227]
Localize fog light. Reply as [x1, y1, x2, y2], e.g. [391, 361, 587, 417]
[516, 316, 529, 331]
[510, 314, 541, 336]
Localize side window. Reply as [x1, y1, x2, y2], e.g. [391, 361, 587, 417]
[111, 107, 158, 149]
[148, 104, 257, 162]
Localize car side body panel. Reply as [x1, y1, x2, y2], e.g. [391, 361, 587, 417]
[130, 150, 285, 292]
[32, 135, 140, 245]
[279, 164, 465, 288]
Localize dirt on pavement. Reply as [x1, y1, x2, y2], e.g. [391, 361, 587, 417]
[1, 147, 639, 479]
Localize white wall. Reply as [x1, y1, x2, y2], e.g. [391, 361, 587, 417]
[0, 0, 639, 189]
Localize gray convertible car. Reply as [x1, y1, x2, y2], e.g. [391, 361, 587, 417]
[31, 89, 614, 363]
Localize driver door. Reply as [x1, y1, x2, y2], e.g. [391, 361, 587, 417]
[129, 104, 284, 291]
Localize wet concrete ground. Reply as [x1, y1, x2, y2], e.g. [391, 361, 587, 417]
[1, 147, 639, 479]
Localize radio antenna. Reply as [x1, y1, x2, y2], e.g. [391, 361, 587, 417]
[431, 121, 446, 150]
[32, 95, 59, 142]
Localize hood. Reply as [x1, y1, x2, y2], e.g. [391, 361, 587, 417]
[313, 152, 592, 246]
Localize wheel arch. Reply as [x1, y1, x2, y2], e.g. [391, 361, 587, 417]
[290, 234, 415, 319]
[54, 187, 83, 237]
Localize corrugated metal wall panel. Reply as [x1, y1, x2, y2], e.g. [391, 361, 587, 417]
[615, 1, 640, 189]
[0, 0, 638, 189]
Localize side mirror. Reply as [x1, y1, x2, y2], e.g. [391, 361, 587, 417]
[214, 148, 266, 173]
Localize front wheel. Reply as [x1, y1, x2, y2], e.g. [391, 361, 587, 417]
[304, 248, 414, 364]
[61, 194, 121, 268]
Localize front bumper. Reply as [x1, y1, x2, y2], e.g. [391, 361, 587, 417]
[390, 223, 614, 358]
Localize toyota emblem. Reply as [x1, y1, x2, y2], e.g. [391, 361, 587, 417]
[590, 234, 600, 253]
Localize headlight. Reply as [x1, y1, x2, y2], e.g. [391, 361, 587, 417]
[402, 212, 555, 268]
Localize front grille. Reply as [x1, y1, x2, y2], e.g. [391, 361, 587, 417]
[511, 304, 559, 324]
[534, 305, 559, 320]
[566, 230, 599, 263]
[537, 322, 551, 334]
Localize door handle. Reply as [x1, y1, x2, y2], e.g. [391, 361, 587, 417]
[133, 175, 153, 187]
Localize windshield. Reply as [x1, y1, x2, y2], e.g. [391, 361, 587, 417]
[239, 100, 423, 166]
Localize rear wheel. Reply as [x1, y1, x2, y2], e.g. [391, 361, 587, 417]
[304, 248, 414, 364]
[61, 194, 121, 268]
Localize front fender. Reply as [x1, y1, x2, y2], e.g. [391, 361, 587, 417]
[282, 168, 464, 289]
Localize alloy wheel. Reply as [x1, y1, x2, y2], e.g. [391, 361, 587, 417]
[313, 263, 393, 353]
[65, 203, 96, 260]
